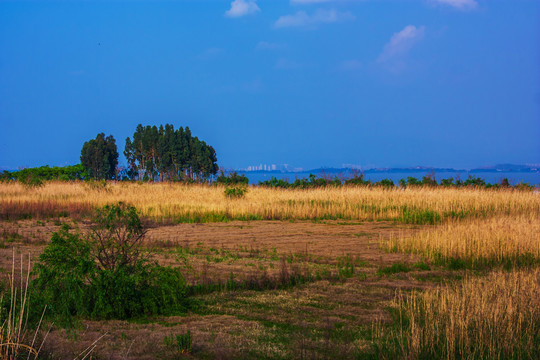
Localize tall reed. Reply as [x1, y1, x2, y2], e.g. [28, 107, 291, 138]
[0, 252, 47, 360]
[374, 269, 540, 359]
[386, 215, 540, 268]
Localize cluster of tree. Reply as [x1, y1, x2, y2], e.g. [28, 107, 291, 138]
[124, 124, 218, 181]
[0, 165, 87, 182]
[80, 133, 119, 180]
[257, 173, 534, 190]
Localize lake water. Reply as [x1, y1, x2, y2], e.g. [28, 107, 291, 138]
[244, 171, 540, 186]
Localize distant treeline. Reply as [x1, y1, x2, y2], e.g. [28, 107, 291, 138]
[1, 167, 535, 190]
[254, 173, 535, 190]
[0, 165, 87, 183]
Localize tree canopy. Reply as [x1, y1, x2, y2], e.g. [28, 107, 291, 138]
[124, 124, 218, 181]
[80, 133, 119, 180]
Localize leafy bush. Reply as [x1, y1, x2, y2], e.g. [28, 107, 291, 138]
[215, 170, 249, 186]
[344, 173, 371, 186]
[422, 174, 437, 186]
[376, 178, 394, 188]
[18, 172, 44, 188]
[30, 203, 190, 323]
[440, 177, 454, 187]
[463, 175, 486, 187]
[224, 186, 248, 199]
[399, 176, 422, 188]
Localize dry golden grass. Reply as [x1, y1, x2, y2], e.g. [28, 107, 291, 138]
[0, 181, 538, 223]
[378, 269, 540, 359]
[386, 215, 540, 267]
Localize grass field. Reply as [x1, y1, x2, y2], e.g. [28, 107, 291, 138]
[1, 181, 539, 224]
[0, 181, 538, 359]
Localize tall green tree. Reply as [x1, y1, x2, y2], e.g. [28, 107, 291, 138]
[124, 124, 218, 181]
[81, 133, 119, 180]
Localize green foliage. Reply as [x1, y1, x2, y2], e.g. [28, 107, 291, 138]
[215, 170, 249, 185]
[89, 202, 145, 270]
[164, 330, 193, 355]
[224, 186, 248, 199]
[412, 261, 431, 271]
[0, 165, 87, 183]
[401, 206, 441, 225]
[259, 174, 342, 189]
[124, 124, 218, 182]
[422, 173, 437, 186]
[376, 178, 394, 187]
[30, 204, 190, 323]
[440, 177, 454, 187]
[336, 255, 357, 278]
[377, 262, 411, 276]
[344, 172, 371, 186]
[80, 133, 119, 180]
[463, 175, 486, 187]
[399, 176, 422, 187]
[18, 172, 44, 188]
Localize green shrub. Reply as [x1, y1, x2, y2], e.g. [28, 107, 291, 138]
[224, 186, 248, 199]
[377, 178, 394, 188]
[215, 170, 249, 186]
[440, 178, 454, 187]
[30, 203, 190, 323]
[18, 172, 44, 188]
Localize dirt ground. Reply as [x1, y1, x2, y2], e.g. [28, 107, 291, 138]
[0, 219, 446, 359]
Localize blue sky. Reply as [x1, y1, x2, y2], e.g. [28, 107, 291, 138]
[0, 0, 539, 170]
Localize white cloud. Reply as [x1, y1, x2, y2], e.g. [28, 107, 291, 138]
[275, 9, 355, 28]
[256, 41, 285, 50]
[430, 0, 478, 11]
[378, 25, 425, 62]
[225, 0, 260, 18]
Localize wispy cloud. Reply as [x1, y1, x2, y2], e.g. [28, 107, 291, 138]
[225, 0, 260, 18]
[430, 0, 478, 11]
[377, 25, 425, 63]
[275, 9, 355, 28]
[256, 41, 285, 50]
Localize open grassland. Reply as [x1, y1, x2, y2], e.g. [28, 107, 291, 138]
[386, 214, 540, 268]
[0, 182, 539, 359]
[375, 269, 540, 359]
[0, 181, 539, 224]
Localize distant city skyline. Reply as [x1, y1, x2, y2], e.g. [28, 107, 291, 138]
[231, 162, 540, 173]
